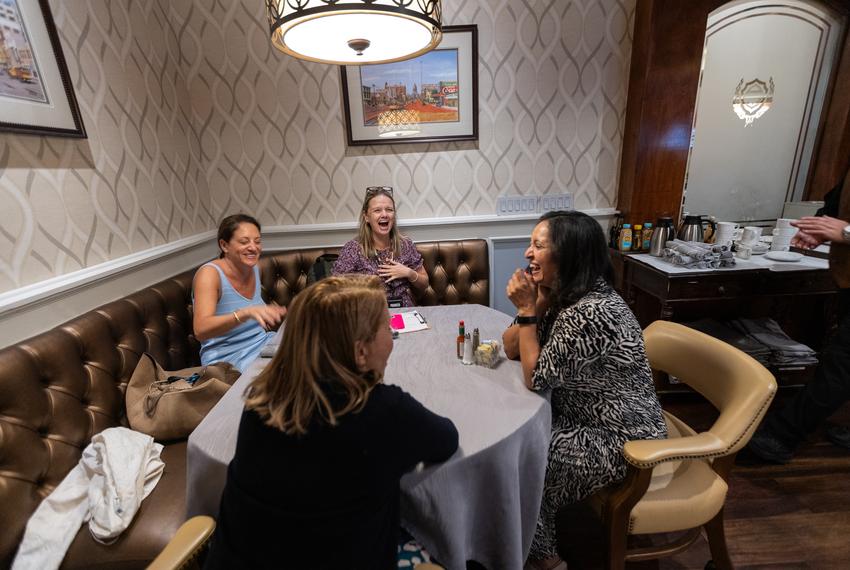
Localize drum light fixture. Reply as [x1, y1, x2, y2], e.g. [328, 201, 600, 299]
[265, 0, 443, 66]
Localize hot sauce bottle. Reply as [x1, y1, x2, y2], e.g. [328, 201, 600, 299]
[456, 320, 465, 359]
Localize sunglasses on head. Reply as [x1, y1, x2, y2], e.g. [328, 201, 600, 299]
[365, 186, 393, 197]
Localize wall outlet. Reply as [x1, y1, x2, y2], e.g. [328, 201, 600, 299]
[496, 195, 539, 216]
[540, 193, 573, 213]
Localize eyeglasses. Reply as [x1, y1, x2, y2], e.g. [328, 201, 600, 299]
[365, 186, 393, 197]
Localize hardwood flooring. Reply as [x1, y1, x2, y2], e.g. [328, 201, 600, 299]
[557, 394, 850, 569]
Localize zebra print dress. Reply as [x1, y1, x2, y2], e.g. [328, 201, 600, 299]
[529, 280, 667, 560]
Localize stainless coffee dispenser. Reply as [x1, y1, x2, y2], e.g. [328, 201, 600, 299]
[677, 215, 705, 242]
[649, 216, 676, 256]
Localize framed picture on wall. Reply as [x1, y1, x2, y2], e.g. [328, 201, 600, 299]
[0, 0, 86, 137]
[340, 24, 477, 146]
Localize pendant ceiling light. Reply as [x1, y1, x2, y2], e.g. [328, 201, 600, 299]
[265, 0, 443, 66]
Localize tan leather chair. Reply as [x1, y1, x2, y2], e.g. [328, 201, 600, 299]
[147, 516, 215, 570]
[587, 320, 777, 569]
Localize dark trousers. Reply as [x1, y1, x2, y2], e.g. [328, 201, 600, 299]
[769, 288, 850, 445]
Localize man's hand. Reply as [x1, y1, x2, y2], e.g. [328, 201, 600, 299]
[791, 216, 847, 249]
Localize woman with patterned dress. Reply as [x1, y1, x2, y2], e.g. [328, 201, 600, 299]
[193, 214, 287, 372]
[333, 186, 428, 307]
[502, 210, 667, 569]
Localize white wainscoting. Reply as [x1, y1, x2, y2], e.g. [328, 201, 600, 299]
[0, 209, 616, 349]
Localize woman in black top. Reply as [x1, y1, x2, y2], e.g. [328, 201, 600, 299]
[205, 275, 458, 569]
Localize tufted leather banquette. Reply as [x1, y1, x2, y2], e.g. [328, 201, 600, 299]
[0, 239, 488, 569]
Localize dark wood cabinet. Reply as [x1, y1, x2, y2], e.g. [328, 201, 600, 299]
[611, 249, 838, 391]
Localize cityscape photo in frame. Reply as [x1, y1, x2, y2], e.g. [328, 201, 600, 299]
[340, 25, 478, 146]
[0, 0, 85, 137]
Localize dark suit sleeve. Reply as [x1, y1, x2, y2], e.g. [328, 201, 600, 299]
[816, 184, 841, 218]
[385, 386, 459, 474]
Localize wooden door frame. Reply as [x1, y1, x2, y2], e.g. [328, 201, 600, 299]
[617, 0, 850, 225]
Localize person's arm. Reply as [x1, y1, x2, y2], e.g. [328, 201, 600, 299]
[502, 325, 520, 360]
[503, 288, 550, 361]
[505, 269, 542, 388]
[791, 216, 848, 249]
[516, 318, 540, 390]
[408, 265, 429, 292]
[193, 267, 286, 341]
[389, 387, 459, 472]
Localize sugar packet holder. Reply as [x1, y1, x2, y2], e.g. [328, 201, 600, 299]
[474, 340, 501, 368]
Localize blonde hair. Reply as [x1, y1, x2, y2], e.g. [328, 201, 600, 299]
[245, 275, 388, 435]
[357, 188, 403, 259]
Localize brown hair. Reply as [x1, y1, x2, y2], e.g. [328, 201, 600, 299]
[245, 275, 388, 435]
[356, 188, 402, 259]
[217, 214, 261, 258]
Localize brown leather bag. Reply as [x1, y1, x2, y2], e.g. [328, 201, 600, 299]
[125, 353, 240, 441]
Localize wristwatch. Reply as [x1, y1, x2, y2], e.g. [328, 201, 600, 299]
[514, 315, 537, 325]
[843, 224, 850, 243]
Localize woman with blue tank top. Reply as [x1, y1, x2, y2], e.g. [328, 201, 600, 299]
[192, 214, 287, 372]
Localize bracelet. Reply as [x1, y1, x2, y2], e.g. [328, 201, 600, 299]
[410, 270, 419, 283]
[514, 315, 537, 325]
[233, 311, 241, 323]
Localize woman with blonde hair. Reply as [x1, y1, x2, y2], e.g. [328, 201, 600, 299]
[333, 186, 428, 306]
[205, 275, 457, 569]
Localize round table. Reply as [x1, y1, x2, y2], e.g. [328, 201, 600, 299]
[187, 304, 551, 570]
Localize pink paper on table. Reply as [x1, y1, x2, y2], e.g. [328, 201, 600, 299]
[390, 313, 405, 330]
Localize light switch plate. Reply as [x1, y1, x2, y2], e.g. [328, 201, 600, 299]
[496, 195, 539, 216]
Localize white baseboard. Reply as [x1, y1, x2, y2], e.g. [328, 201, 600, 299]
[0, 209, 616, 349]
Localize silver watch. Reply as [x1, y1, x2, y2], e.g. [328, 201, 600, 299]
[843, 225, 850, 243]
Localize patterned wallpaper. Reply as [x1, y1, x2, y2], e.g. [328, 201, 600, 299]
[0, 0, 208, 293]
[0, 0, 634, 294]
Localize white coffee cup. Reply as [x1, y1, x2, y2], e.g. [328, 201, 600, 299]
[776, 218, 795, 229]
[741, 226, 762, 244]
[714, 222, 737, 243]
[770, 237, 792, 252]
[736, 246, 752, 259]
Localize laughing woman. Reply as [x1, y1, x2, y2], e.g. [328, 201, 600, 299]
[193, 214, 287, 373]
[502, 211, 667, 569]
[333, 186, 428, 307]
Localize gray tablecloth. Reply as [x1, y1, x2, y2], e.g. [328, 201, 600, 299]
[186, 304, 551, 570]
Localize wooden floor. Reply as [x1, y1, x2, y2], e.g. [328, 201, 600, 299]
[642, 395, 850, 569]
[558, 394, 850, 569]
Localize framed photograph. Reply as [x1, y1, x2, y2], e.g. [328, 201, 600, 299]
[340, 24, 477, 146]
[0, 0, 85, 137]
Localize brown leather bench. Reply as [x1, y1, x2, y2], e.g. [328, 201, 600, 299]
[0, 239, 489, 569]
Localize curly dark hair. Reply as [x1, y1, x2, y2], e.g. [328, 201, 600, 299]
[539, 210, 613, 311]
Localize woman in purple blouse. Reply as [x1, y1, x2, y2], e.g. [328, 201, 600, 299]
[333, 186, 429, 307]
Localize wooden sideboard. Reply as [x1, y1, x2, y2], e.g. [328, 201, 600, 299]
[611, 249, 838, 391]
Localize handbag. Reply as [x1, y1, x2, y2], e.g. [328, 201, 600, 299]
[125, 353, 240, 441]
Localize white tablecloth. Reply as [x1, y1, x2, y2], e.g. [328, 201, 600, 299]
[186, 304, 551, 570]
